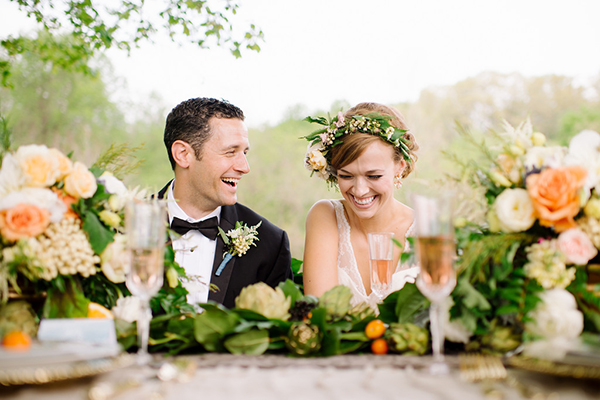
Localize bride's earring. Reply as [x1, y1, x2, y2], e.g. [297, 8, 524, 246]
[394, 175, 402, 189]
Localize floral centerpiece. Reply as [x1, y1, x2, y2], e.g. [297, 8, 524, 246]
[0, 143, 143, 320]
[443, 120, 600, 357]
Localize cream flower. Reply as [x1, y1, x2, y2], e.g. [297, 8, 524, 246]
[493, 188, 535, 233]
[565, 130, 600, 192]
[0, 153, 27, 197]
[441, 297, 472, 343]
[100, 234, 127, 283]
[524, 240, 575, 289]
[523, 146, 566, 170]
[49, 148, 73, 180]
[97, 172, 127, 196]
[64, 162, 97, 199]
[15, 144, 59, 187]
[111, 296, 150, 323]
[525, 288, 583, 340]
[556, 228, 598, 265]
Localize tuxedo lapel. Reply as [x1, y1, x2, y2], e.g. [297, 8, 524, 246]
[208, 205, 237, 304]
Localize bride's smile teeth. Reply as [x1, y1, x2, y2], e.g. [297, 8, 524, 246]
[353, 195, 375, 205]
[222, 178, 239, 187]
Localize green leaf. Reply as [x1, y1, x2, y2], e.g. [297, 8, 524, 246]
[291, 258, 303, 275]
[82, 210, 114, 254]
[43, 278, 90, 318]
[223, 329, 269, 355]
[194, 303, 240, 351]
[277, 279, 303, 307]
[454, 278, 491, 310]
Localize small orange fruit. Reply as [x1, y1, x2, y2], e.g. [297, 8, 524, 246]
[365, 319, 386, 339]
[88, 302, 114, 319]
[371, 338, 388, 355]
[2, 331, 32, 351]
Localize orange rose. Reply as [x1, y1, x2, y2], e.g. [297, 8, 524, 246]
[0, 203, 50, 241]
[526, 166, 587, 232]
[52, 188, 79, 219]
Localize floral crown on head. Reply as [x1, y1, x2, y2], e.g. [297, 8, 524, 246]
[302, 111, 412, 185]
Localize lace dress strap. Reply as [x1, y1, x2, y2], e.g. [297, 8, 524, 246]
[331, 200, 368, 301]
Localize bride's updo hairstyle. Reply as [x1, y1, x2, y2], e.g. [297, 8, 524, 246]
[329, 103, 418, 179]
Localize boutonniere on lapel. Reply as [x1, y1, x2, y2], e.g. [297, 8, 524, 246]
[215, 221, 262, 276]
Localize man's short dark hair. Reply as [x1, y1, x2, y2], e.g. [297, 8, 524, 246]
[164, 97, 245, 169]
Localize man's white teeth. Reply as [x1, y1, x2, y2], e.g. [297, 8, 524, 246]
[222, 178, 239, 186]
[354, 196, 375, 205]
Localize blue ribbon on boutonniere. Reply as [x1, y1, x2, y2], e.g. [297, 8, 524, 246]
[215, 252, 233, 276]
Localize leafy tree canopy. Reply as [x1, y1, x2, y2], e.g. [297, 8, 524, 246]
[1, 0, 263, 85]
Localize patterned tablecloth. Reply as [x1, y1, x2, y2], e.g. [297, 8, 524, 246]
[1, 354, 599, 400]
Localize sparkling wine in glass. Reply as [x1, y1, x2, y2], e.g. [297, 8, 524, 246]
[368, 232, 395, 301]
[412, 193, 456, 374]
[125, 200, 166, 365]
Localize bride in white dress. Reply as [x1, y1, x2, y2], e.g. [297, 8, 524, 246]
[302, 102, 420, 310]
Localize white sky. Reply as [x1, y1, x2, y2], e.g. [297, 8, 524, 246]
[2, 0, 600, 126]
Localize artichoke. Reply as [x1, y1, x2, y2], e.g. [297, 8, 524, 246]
[0, 301, 39, 338]
[348, 302, 375, 321]
[467, 320, 521, 354]
[385, 322, 429, 355]
[235, 282, 291, 320]
[319, 285, 353, 321]
[285, 322, 322, 356]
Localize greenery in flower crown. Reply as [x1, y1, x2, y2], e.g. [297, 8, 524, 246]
[302, 112, 412, 186]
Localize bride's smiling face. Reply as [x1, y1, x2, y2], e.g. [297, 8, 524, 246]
[337, 140, 402, 218]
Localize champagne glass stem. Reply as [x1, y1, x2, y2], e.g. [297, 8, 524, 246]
[430, 301, 444, 363]
[136, 298, 152, 365]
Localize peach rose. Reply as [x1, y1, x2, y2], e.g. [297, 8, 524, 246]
[64, 162, 97, 199]
[526, 166, 587, 232]
[0, 203, 50, 241]
[52, 188, 79, 219]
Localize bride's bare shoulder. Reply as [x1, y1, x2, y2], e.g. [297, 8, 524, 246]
[306, 199, 338, 226]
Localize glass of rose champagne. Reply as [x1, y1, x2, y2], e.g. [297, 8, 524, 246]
[412, 193, 456, 374]
[125, 199, 166, 365]
[368, 232, 395, 301]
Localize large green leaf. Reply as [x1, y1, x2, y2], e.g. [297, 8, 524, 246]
[277, 279, 303, 307]
[194, 303, 240, 351]
[42, 278, 90, 318]
[223, 329, 270, 355]
[82, 210, 114, 254]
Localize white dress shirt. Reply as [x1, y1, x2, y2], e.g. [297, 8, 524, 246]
[167, 181, 221, 305]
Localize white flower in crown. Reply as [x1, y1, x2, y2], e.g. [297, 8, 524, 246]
[218, 220, 262, 257]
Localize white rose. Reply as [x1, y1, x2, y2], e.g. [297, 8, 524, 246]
[15, 144, 60, 187]
[441, 297, 473, 343]
[100, 234, 128, 283]
[524, 146, 566, 170]
[565, 130, 600, 191]
[0, 153, 27, 197]
[525, 288, 583, 340]
[0, 187, 66, 223]
[97, 172, 128, 196]
[111, 296, 151, 323]
[493, 188, 535, 233]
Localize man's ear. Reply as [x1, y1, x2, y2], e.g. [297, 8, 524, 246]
[171, 140, 194, 169]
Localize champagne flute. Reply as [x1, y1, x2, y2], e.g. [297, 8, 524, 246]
[412, 193, 456, 374]
[368, 232, 394, 301]
[125, 200, 166, 365]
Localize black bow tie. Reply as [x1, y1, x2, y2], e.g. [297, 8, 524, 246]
[170, 216, 219, 240]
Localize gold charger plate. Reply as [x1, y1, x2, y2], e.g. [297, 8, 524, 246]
[0, 353, 136, 386]
[507, 355, 600, 380]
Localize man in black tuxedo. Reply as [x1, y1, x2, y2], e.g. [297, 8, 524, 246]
[158, 97, 292, 309]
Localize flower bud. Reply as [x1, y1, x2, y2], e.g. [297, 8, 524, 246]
[532, 132, 546, 146]
[98, 210, 121, 228]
